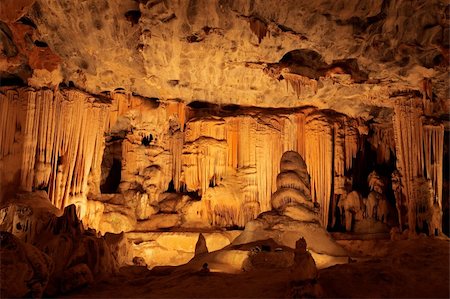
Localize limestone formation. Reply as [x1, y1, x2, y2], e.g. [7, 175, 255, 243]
[1, 84, 446, 240]
[0, 231, 53, 298]
[287, 237, 323, 299]
[338, 190, 364, 231]
[194, 233, 209, 256]
[0, 2, 448, 296]
[392, 170, 403, 230]
[233, 151, 348, 268]
[0, 192, 130, 296]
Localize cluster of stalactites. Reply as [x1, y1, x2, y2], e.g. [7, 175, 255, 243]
[305, 113, 333, 227]
[180, 113, 308, 227]
[392, 97, 444, 232]
[368, 123, 395, 164]
[304, 113, 361, 227]
[422, 123, 444, 209]
[1, 90, 25, 159]
[107, 92, 186, 192]
[178, 110, 361, 228]
[283, 73, 318, 98]
[0, 88, 109, 209]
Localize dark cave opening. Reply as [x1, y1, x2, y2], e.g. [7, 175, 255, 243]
[142, 134, 153, 146]
[167, 179, 176, 192]
[100, 158, 122, 194]
[100, 139, 123, 194]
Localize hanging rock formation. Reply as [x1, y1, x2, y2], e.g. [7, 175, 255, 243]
[0, 87, 109, 213]
[1, 85, 446, 239]
[393, 97, 445, 235]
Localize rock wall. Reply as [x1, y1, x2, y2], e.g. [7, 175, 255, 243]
[0, 86, 446, 235]
[0, 191, 129, 296]
[3, 0, 445, 118]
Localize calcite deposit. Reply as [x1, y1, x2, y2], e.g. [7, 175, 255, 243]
[0, 0, 448, 297]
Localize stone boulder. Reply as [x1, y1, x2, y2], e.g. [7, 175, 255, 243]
[0, 232, 53, 298]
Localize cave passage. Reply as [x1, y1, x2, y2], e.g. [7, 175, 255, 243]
[100, 158, 122, 193]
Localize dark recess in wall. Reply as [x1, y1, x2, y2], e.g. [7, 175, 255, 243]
[100, 158, 122, 193]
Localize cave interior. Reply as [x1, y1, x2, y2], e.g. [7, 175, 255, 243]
[0, 0, 449, 298]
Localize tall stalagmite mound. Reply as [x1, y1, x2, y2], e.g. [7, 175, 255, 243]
[233, 151, 348, 268]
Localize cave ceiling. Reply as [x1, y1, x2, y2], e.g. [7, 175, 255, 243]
[0, 0, 448, 120]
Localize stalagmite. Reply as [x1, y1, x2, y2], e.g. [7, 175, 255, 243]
[271, 151, 315, 216]
[233, 150, 348, 269]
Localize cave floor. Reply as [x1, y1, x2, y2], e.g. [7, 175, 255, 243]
[63, 237, 449, 298]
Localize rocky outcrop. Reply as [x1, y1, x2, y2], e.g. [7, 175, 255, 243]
[0, 231, 53, 298]
[0, 191, 130, 296]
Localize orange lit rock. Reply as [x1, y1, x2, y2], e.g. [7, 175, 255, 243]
[0, 231, 52, 298]
[0, 0, 35, 22]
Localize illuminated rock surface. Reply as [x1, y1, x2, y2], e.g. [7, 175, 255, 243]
[0, 0, 449, 297]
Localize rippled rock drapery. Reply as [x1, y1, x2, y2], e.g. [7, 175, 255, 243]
[0, 88, 109, 212]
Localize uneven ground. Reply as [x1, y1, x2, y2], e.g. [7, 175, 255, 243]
[62, 237, 449, 298]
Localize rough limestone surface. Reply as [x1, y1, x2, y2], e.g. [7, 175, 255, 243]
[0, 231, 53, 298]
[0, 0, 448, 119]
[126, 231, 241, 269]
[0, 192, 131, 296]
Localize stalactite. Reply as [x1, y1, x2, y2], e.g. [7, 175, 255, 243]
[166, 100, 186, 131]
[226, 118, 239, 169]
[334, 123, 345, 182]
[392, 98, 425, 233]
[1, 88, 109, 210]
[305, 113, 333, 227]
[283, 73, 318, 98]
[249, 16, 268, 44]
[107, 91, 130, 131]
[182, 118, 227, 194]
[169, 130, 184, 191]
[344, 121, 359, 171]
[368, 123, 395, 164]
[422, 123, 444, 209]
[296, 112, 306, 159]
